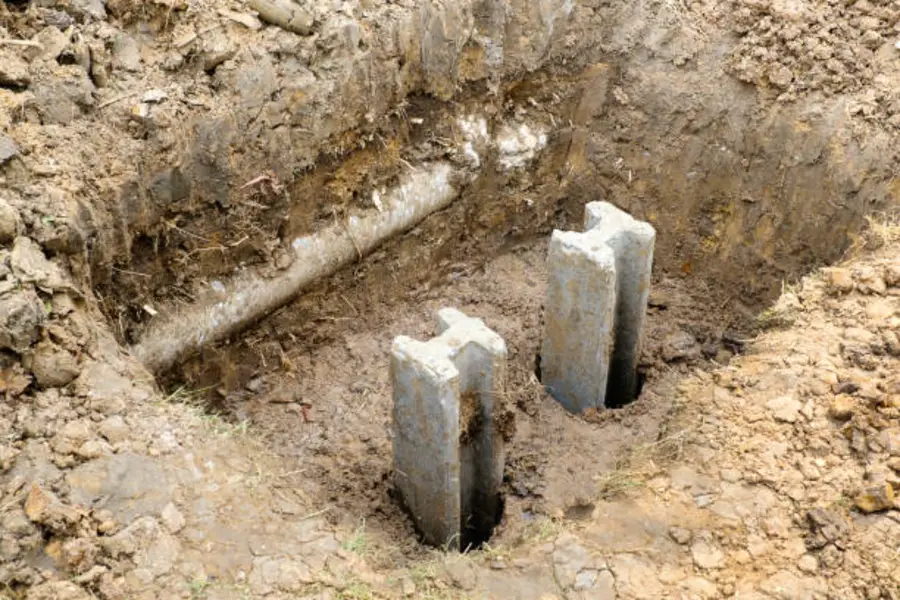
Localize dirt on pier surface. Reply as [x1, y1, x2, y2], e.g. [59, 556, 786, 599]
[3, 0, 900, 598]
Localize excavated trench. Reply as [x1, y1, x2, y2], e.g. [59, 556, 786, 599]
[88, 41, 897, 553]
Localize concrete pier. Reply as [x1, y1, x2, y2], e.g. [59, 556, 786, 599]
[541, 202, 655, 411]
[391, 308, 506, 549]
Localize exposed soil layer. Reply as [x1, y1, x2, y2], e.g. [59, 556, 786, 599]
[3, 0, 900, 598]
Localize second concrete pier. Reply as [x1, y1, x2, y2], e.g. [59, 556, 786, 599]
[541, 202, 656, 411]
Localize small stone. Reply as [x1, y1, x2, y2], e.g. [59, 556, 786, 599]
[0, 50, 31, 87]
[0, 134, 19, 165]
[141, 89, 168, 103]
[100, 517, 160, 558]
[160, 503, 185, 533]
[112, 33, 142, 71]
[98, 520, 118, 535]
[828, 395, 855, 421]
[254, 0, 314, 35]
[760, 570, 826, 600]
[797, 554, 818, 573]
[690, 537, 724, 570]
[661, 330, 702, 362]
[219, 9, 264, 30]
[24, 483, 80, 533]
[855, 483, 895, 513]
[695, 494, 714, 508]
[885, 263, 900, 287]
[669, 526, 692, 545]
[0, 198, 21, 243]
[769, 64, 793, 88]
[66, 0, 107, 21]
[3, 510, 35, 536]
[824, 268, 854, 294]
[24, 26, 70, 62]
[29, 341, 81, 388]
[766, 395, 801, 423]
[11, 236, 68, 288]
[42, 9, 75, 30]
[99, 415, 129, 444]
[856, 266, 887, 295]
[76, 440, 105, 459]
[0, 290, 44, 352]
[444, 557, 477, 590]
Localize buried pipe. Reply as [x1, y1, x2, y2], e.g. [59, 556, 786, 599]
[131, 162, 459, 373]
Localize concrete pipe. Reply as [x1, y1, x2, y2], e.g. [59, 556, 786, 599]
[131, 162, 459, 373]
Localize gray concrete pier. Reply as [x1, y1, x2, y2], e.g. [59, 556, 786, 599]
[391, 308, 506, 549]
[541, 202, 656, 411]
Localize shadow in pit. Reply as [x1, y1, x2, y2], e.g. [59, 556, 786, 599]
[533, 352, 645, 409]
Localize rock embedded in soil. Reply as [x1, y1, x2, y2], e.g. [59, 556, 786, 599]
[30, 68, 96, 125]
[824, 268, 855, 295]
[24, 483, 81, 534]
[248, 0, 315, 35]
[0, 134, 19, 165]
[0, 51, 31, 87]
[828, 395, 856, 421]
[99, 415, 130, 444]
[0, 291, 45, 353]
[29, 341, 81, 388]
[63, 0, 107, 21]
[854, 484, 895, 513]
[669, 526, 692, 545]
[660, 330, 702, 362]
[690, 536, 725, 570]
[767, 395, 802, 423]
[111, 33, 141, 72]
[0, 198, 22, 242]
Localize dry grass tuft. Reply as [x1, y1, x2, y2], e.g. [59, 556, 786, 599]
[593, 428, 690, 500]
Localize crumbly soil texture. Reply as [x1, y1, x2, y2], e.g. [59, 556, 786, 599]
[2, 0, 900, 599]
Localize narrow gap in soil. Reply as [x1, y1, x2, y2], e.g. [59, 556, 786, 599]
[532, 352, 647, 409]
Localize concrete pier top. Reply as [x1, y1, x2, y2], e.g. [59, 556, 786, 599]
[584, 201, 656, 243]
[549, 229, 619, 269]
[393, 309, 507, 370]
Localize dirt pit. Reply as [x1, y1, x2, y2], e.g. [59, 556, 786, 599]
[3, 0, 900, 598]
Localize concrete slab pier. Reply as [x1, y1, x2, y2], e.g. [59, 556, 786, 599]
[391, 308, 507, 549]
[541, 202, 656, 411]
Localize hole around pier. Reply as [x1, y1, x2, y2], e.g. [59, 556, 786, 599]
[458, 390, 504, 552]
[532, 353, 645, 410]
[459, 493, 504, 552]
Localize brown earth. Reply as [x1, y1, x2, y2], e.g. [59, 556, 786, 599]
[2, 0, 900, 598]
